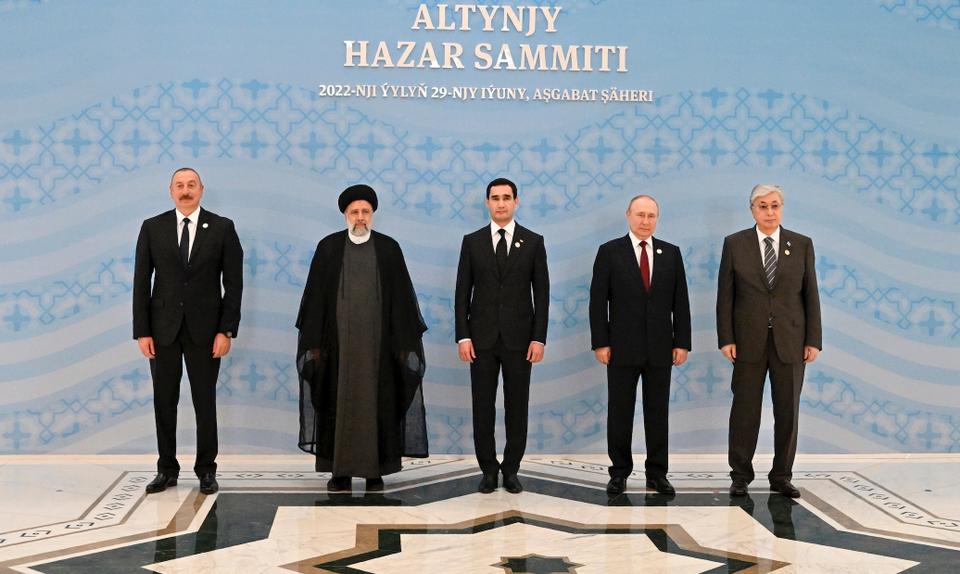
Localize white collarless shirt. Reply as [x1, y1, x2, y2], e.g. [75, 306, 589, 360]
[348, 228, 372, 244]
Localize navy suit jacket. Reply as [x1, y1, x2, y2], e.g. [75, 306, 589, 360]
[589, 235, 691, 367]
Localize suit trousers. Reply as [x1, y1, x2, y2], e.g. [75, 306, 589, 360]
[149, 323, 220, 477]
[606, 363, 672, 479]
[728, 332, 805, 484]
[470, 337, 531, 476]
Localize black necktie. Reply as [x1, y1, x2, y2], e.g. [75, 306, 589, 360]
[763, 236, 777, 288]
[180, 217, 191, 266]
[496, 228, 507, 274]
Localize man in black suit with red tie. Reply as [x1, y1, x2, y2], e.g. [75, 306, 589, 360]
[133, 167, 243, 495]
[717, 184, 821, 499]
[589, 195, 691, 496]
[455, 178, 549, 494]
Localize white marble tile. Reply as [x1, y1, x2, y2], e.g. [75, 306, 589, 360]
[0, 454, 958, 573]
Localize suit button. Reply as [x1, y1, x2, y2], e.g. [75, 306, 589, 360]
[183, 282, 188, 287]
[179, 302, 184, 307]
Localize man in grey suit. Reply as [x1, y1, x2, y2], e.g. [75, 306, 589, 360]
[717, 184, 822, 499]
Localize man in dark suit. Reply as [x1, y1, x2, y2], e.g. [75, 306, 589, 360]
[589, 195, 691, 496]
[717, 184, 821, 499]
[455, 177, 549, 494]
[133, 167, 243, 495]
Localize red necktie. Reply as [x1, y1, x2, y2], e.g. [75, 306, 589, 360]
[639, 240, 651, 293]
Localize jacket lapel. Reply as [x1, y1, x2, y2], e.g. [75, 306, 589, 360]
[161, 210, 182, 267]
[774, 228, 795, 293]
[189, 208, 210, 265]
[746, 226, 770, 291]
[500, 224, 525, 278]
[619, 234, 646, 293]
[479, 226, 499, 280]
[648, 236, 661, 292]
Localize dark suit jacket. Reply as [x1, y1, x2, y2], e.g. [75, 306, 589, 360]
[589, 235, 691, 367]
[716, 226, 822, 364]
[454, 223, 549, 351]
[133, 208, 243, 346]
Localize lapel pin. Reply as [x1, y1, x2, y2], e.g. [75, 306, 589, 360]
[786, 240, 791, 247]
[515, 242, 521, 248]
[656, 248, 662, 254]
[784, 249, 791, 256]
[202, 222, 209, 229]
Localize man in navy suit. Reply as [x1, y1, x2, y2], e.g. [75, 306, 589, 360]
[589, 195, 691, 496]
[717, 184, 821, 499]
[133, 167, 243, 495]
[455, 178, 549, 494]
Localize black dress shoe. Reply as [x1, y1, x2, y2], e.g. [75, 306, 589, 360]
[646, 475, 676, 495]
[478, 473, 498, 493]
[729, 480, 749, 497]
[145, 473, 178, 494]
[327, 476, 352, 492]
[199, 473, 219, 495]
[502, 474, 523, 494]
[606, 476, 627, 496]
[366, 477, 384, 491]
[770, 480, 801, 498]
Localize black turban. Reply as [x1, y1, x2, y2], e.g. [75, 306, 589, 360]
[338, 184, 378, 212]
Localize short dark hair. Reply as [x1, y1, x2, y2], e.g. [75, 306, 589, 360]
[486, 177, 517, 199]
[170, 167, 203, 187]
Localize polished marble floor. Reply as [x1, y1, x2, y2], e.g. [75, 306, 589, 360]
[1, 454, 959, 573]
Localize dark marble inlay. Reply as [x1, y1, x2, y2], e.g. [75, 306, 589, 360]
[493, 554, 583, 574]
[313, 515, 754, 573]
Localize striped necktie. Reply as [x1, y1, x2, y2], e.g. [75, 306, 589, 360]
[763, 236, 777, 288]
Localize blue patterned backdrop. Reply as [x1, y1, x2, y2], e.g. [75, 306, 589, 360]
[1, 1, 958, 455]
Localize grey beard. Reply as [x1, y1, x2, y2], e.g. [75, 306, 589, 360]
[350, 224, 370, 237]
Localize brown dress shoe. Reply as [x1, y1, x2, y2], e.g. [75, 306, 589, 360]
[770, 480, 801, 498]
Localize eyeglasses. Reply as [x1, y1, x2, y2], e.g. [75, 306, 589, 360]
[751, 203, 782, 212]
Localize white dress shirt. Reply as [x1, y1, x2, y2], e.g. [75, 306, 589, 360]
[755, 226, 781, 263]
[176, 207, 200, 260]
[490, 219, 516, 253]
[629, 230, 654, 279]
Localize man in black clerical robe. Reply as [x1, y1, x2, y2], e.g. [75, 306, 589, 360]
[296, 184, 428, 492]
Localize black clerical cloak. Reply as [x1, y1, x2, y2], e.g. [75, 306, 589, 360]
[296, 230, 428, 474]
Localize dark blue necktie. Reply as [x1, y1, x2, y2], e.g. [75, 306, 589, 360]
[180, 217, 191, 266]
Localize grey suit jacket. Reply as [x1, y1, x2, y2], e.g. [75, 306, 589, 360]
[716, 226, 822, 364]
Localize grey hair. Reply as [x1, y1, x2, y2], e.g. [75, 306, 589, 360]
[749, 184, 783, 206]
[626, 194, 660, 215]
